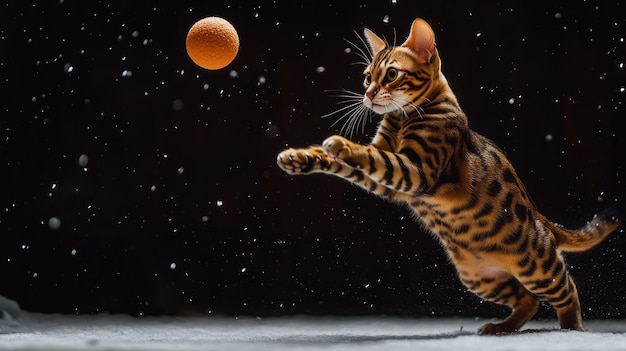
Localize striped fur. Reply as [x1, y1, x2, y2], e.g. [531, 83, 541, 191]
[276, 18, 621, 334]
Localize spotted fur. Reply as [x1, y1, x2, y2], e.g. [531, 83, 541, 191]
[276, 18, 621, 334]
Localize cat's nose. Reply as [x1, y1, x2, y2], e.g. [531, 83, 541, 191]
[365, 90, 377, 101]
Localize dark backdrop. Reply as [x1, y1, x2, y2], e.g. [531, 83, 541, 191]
[1, 1, 624, 319]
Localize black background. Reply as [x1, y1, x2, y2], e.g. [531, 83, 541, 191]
[1, 1, 624, 319]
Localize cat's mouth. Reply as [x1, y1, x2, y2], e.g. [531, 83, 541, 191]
[363, 98, 397, 114]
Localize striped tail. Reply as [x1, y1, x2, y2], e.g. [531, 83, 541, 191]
[548, 208, 622, 252]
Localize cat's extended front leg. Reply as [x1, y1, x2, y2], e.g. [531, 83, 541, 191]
[322, 135, 429, 195]
[277, 136, 375, 176]
[276, 146, 335, 175]
[277, 143, 398, 198]
[322, 136, 361, 168]
[277, 134, 374, 176]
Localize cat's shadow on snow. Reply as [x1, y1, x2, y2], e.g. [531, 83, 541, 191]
[278, 330, 474, 344]
[277, 328, 598, 344]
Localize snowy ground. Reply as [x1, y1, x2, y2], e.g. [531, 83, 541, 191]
[0, 312, 625, 351]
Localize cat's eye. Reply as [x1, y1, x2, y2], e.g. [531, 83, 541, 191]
[364, 73, 372, 86]
[385, 68, 398, 82]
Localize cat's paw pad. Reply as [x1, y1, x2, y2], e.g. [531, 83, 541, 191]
[276, 149, 320, 174]
[478, 322, 517, 335]
[322, 136, 352, 161]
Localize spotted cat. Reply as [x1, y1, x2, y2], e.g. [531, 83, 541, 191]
[276, 18, 621, 334]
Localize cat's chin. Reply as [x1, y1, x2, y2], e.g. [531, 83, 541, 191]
[363, 100, 397, 115]
[372, 105, 400, 115]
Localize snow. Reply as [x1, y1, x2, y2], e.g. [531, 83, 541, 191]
[1, 312, 625, 351]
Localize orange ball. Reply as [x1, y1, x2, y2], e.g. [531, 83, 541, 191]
[186, 17, 239, 70]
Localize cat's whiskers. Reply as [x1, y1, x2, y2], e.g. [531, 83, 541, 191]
[392, 95, 426, 119]
[323, 89, 374, 138]
[344, 34, 372, 66]
[336, 103, 371, 137]
[389, 100, 410, 120]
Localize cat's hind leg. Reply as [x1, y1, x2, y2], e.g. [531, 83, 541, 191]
[520, 262, 584, 332]
[553, 277, 583, 331]
[464, 275, 539, 334]
[514, 236, 584, 332]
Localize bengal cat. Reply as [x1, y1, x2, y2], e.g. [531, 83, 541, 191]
[276, 18, 621, 334]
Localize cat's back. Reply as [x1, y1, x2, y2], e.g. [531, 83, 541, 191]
[401, 115, 535, 217]
[466, 130, 530, 198]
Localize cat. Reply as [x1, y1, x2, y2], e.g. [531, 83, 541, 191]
[276, 18, 621, 334]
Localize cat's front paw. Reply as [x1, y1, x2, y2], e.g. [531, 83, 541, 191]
[322, 136, 353, 162]
[276, 148, 322, 175]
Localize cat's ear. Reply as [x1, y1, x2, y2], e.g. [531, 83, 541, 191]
[402, 18, 436, 63]
[363, 28, 387, 57]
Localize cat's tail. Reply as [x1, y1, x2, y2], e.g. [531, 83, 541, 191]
[548, 208, 622, 252]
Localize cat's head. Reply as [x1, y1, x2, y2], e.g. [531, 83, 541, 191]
[362, 18, 441, 115]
